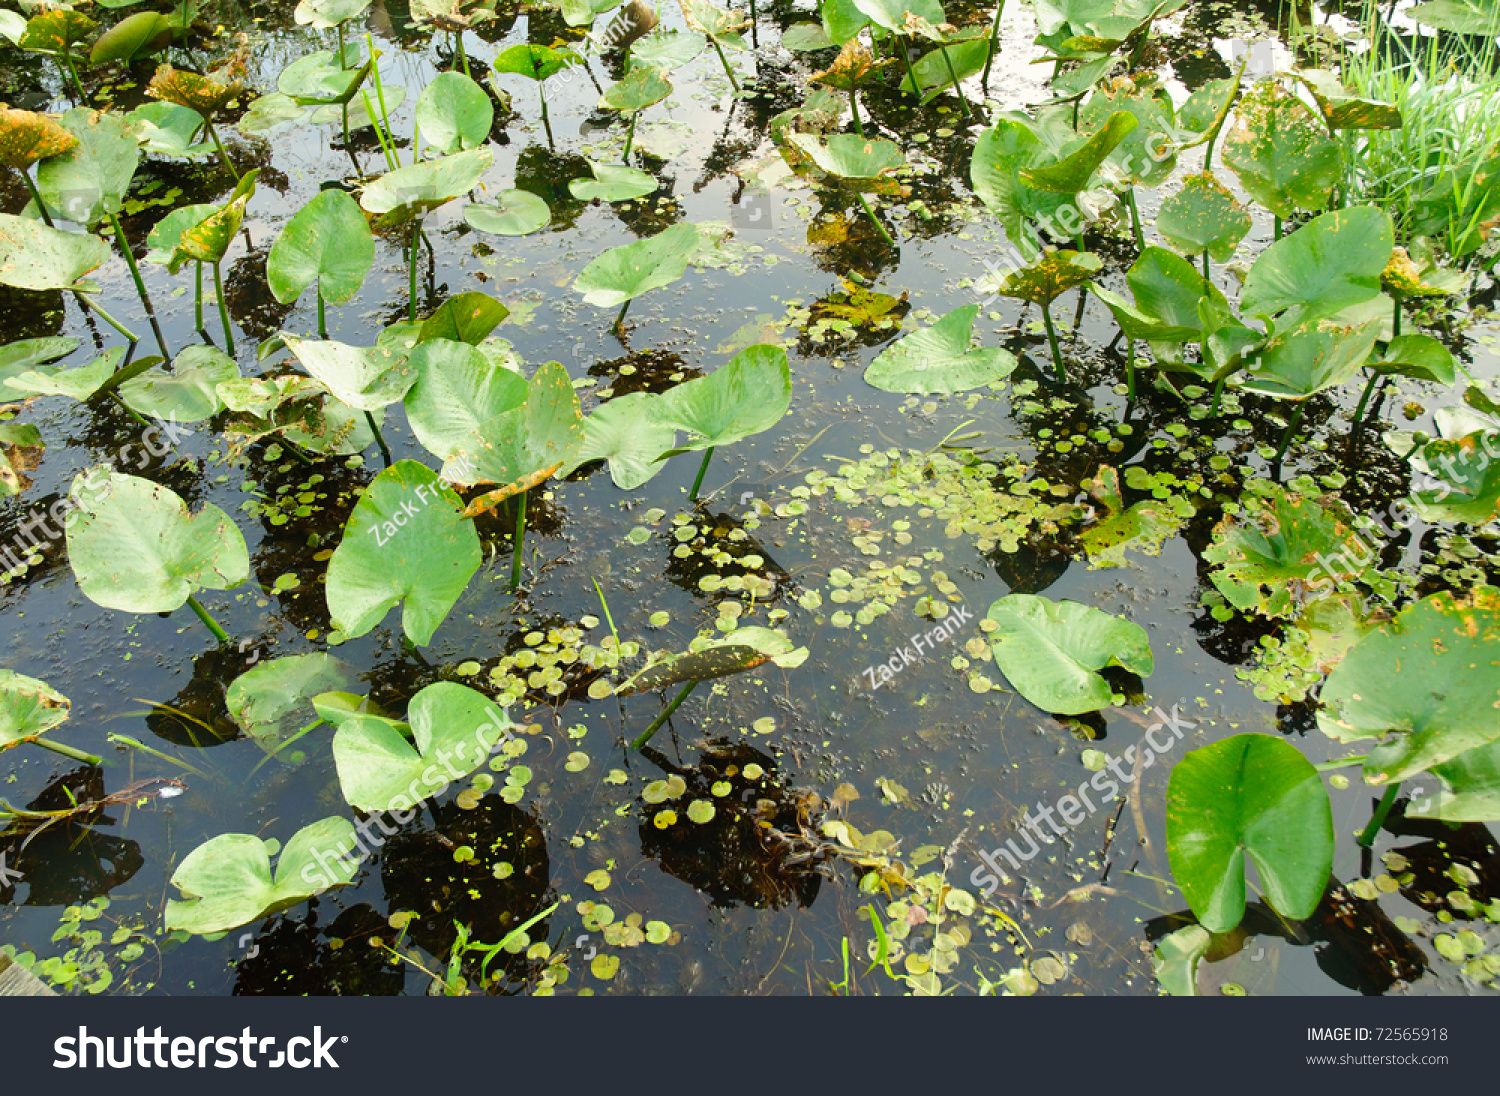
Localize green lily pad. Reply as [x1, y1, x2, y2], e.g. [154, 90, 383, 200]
[127, 101, 212, 158]
[333, 681, 516, 811]
[491, 42, 583, 82]
[984, 594, 1153, 714]
[65, 469, 249, 614]
[0, 108, 77, 171]
[1222, 83, 1340, 218]
[33, 108, 138, 227]
[864, 304, 1017, 393]
[463, 190, 552, 236]
[0, 669, 70, 749]
[628, 28, 706, 70]
[1152, 923, 1211, 996]
[573, 221, 700, 308]
[1166, 733, 1334, 933]
[1090, 245, 1223, 354]
[1319, 587, 1500, 785]
[1155, 171, 1251, 263]
[5, 348, 122, 400]
[117, 344, 239, 423]
[1020, 110, 1137, 193]
[89, 10, 173, 65]
[790, 132, 905, 192]
[164, 817, 361, 934]
[568, 160, 658, 202]
[226, 653, 357, 748]
[998, 249, 1102, 307]
[654, 343, 790, 455]
[325, 460, 482, 646]
[1240, 206, 1393, 327]
[266, 188, 375, 306]
[359, 147, 493, 228]
[414, 71, 493, 155]
[1239, 320, 1381, 401]
[418, 291, 510, 345]
[560, 390, 676, 489]
[403, 337, 527, 461]
[0, 336, 79, 386]
[294, 0, 372, 28]
[280, 333, 417, 412]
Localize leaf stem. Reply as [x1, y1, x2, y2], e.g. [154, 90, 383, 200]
[20, 171, 53, 227]
[898, 34, 921, 99]
[688, 445, 715, 501]
[185, 593, 230, 644]
[938, 43, 973, 119]
[1125, 186, 1144, 250]
[204, 117, 239, 182]
[408, 217, 421, 321]
[1351, 370, 1382, 427]
[194, 261, 204, 330]
[631, 680, 698, 748]
[317, 285, 327, 338]
[510, 489, 528, 590]
[107, 211, 167, 357]
[710, 37, 741, 92]
[613, 298, 631, 333]
[848, 85, 864, 136]
[1042, 301, 1065, 382]
[1358, 782, 1401, 847]
[34, 736, 103, 766]
[213, 260, 234, 357]
[1125, 337, 1135, 400]
[75, 293, 138, 343]
[364, 410, 392, 466]
[1273, 403, 1306, 464]
[622, 111, 636, 162]
[981, 0, 1006, 96]
[856, 191, 894, 246]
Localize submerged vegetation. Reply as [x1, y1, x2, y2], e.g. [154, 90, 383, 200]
[0, 0, 1499, 999]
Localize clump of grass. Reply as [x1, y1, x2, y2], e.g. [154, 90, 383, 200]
[1341, 8, 1500, 267]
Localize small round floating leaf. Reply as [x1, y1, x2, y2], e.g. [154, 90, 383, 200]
[569, 161, 658, 202]
[1166, 733, 1334, 933]
[464, 190, 552, 236]
[573, 221, 701, 308]
[566, 750, 591, 771]
[653, 809, 678, 828]
[585, 868, 611, 889]
[415, 71, 493, 155]
[687, 799, 715, 823]
[590, 953, 619, 979]
[645, 920, 671, 943]
[0, 669, 71, 749]
[865, 304, 1016, 394]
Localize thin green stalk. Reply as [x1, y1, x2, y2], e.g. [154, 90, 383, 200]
[1274, 215, 1282, 240]
[689, 445, 715, 500]
[1125, 186, 1144, 250]
[20, 171, 53, 227]
[980, 0, 1007, 96]
[361, 89, 398, 171]
[194, 261, 203, 330]
[454, 29, 469, 77]
[939, 44, 973, 119]
[1273, 403, 1307, 464]
[631, 680, 698, 748]
[592, 577, 621, 650]
[212, 261, 234, 357]
[1351, 371, 1383, 427]
[540, 83, 554, 149]
[185, 593, 230, 644]
[1041, 302, 1065, 382]
[1392, 296, 1402, 338]
[338, 22, 347, 66]
[317, 286, 327, 338]
[75, 293, 138, 342]
[1358, 782, 1401, 847]
[857, 192, 894, 246]
[849, 85, 864, 136]
[1125, 337, 1135, 400]
[898, 35, 921, 99]
[341, 101, 351, 148]
[33, 736, 103, 766]
[408, 217, 421, 320]
[367, 34, 399, 168]
[1201, 251, 1210, 282]
[710, 37, 741, 92]
[613, 298, 631, 333]
[510, 489, 528, 590]
[59, 54, 87, 101]
[107, 212, 164, 354]
[204, 117, 240, 182]
[108, 734, 208, 779]
[1210, 374, 1225, 416]
[621, 111, 636, 161]
[365, 410, 392, 466]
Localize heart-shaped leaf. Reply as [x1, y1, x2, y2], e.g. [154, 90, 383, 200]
[34, 108, 139, 227]
[463, 189, 551, 236]
[654, 343, 790, 454]
[985, 594, 1154, 714]
[414, 70, 493, 155]
[403, 337, 527, 460]
[266, 189, 374, 306]
[417, 291, 510, 345]
[848, 0, 943, 32]
[1223, 83, 1340, 217]
[573, 221, 700, 308]
[1319, 586, 1500, 785]
[5, 347, 122, 399]
[599, 64, 674, 113]
[117, 344, 238, 422]
[164, 817, 360, 934]
[280, 332, 417, 411]
[568, 160, 658, 201]
[865, 304, 1017, 393]
[294, 0, 372, 28]
[333, 681, 517, 811]
[1166, 733, 1333, 933]
[0, 108, 77, 170]
[325, 460, 482, 646]
[359, 147, 492, 228]
[1155, 171, 1251, 263]
[1239, 320, 1381, 401]
[491, 42, 583, 82]
[442, 361, 585, 512]
[1020, 110, 1137, 193]
[0, 669, 70, 749]
[225, 653, 357, 749]
[0, 336, 78, 386]
[127, 101, 212, 158]
[1240, 206, 1393, 327]
[277, 48, 371, 107]
[560, 389, 677, 489]
[1090, 245, 1224, 351]
[149, 63, 244, 117]
[65, 469, 249, 614]
[998, 249, 1102, 307]
[18, 10, 97, 58]
[790, 132, 906, 190]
